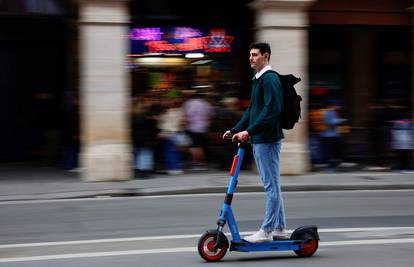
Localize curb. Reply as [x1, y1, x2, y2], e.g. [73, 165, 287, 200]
[136, 184, 414, 196]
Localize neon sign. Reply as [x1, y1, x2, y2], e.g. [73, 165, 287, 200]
[174, 27, 203, 39]
[129, 27, 163, 41]
[145, 38, 205, 53]
[205, 29, 234, 52]
[130, 27, 235, 54]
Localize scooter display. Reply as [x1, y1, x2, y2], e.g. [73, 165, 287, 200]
[198, 141, 319, 262]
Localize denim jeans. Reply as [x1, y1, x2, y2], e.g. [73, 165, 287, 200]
[162, 138, 182, 171]
[135, 147, 154, 171]
[252, 140, 286, 233]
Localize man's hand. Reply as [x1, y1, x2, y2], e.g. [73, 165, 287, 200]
[222, 130, 233, 140]
[232, 131, 250, 142]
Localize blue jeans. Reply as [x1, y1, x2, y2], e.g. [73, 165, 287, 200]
[135, 147, 154, 171]
[252, 140, 286, 233]
[162, 138, 182, 171]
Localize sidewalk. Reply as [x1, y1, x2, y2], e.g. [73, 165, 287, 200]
[0, 166, 414, 201]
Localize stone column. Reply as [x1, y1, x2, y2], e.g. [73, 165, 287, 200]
[78, 0, 132, 181]
[251, 0, 315, 174]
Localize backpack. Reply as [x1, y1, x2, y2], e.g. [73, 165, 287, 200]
[263, 70, 302, 130]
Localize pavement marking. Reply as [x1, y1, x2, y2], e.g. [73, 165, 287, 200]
[0, 247, 197, 263]
[322, 238, 414, 246]
[2, 189, 414, 205]
[0, 193, 230, 205]
[0, 234, 201, 248]
[1, 238, 414, 263]
[1, 226, 414, 249]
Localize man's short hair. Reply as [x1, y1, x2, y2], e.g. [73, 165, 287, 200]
[249, 42, 271, 59]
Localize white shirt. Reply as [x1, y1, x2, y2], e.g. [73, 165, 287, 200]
[254, 64, 272, 80]
[159, 107, 183, 134]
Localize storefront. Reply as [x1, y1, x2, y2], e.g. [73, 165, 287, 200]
[0, 1, 78, 167]
[129, 26, 246, 96]
[49, 0, 412, 181]
[127, 24, 255, 168]
[127, 1, 255, 171]
[2, 0, 412, 181]
[307, 0, 413, 168]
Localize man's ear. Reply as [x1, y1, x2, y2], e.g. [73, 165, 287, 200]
[264, 52, 269, 60]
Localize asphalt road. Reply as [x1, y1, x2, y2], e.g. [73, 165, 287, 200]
[1, 190, 414, 266]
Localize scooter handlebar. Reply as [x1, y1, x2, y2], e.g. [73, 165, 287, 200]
[222, 131, 233, 140]
[222, 130, 248, 147]
[231, 136, 248, 148]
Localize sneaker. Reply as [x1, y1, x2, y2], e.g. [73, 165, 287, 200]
[243, 229, 272, 243]
[167, 170, 184, 175]
[189, 164, 208, 171]
[272, 229, 289, 240]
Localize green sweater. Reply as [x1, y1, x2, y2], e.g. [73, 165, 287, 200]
[233, 70, 284, 144]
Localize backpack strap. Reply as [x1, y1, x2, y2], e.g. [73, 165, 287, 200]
[257, 70, 279, 89]
[262, 70, 278, 77]
[263, 70, 301, 85]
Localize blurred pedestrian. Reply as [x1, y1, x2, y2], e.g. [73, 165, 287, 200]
[223, 42, 287, 242]
[158, 96, 186, 175]
[61, 92, 79, 171]
[391, 117, 413, 170]
[132, 97, 161, 177]
[320, 100, 346, 170]
[210, 97, 242, 169]
[183, 91, 214, 170]
[308, 105, 327, 165]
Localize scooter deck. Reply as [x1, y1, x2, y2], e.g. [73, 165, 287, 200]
[230, 239, 303, 252]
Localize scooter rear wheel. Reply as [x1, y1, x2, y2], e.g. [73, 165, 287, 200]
[294, 233, 318, 257]
[198, 231, 228, 262]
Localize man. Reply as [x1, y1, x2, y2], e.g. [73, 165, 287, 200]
[223, 42, 287, 242]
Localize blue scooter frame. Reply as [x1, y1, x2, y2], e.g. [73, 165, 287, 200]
[198, 142, 319, 262]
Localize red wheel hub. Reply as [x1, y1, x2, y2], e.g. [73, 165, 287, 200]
[300, 239, 317, 256]
[200, 235, 227, 261]
[206, 240, 216, 252]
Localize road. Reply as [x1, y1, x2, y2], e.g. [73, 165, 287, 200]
[0, 190, 413, 266]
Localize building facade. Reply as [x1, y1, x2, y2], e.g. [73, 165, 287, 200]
[0, 0, 412, 181]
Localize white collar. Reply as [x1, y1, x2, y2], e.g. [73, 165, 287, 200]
[254, 65, 272, 80]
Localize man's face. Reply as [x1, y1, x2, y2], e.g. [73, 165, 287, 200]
[249, 48, 268, 72]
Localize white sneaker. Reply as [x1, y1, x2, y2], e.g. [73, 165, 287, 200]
[167, 170, 184, 175]
[244, 229, 272, 243]
[272, 229, 289, 239]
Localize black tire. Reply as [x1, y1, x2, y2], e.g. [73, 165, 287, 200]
[294, 232, 318, 257]
[197, 231, 229, 262]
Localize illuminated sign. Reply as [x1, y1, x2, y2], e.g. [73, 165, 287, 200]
[205, 29, 234, 52]
[129, 27, 163, 41]
[130, 27, 235, 54]
[174, 27, 203, 39]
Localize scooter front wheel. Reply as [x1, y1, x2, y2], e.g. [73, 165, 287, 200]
[198, 231, 228, 262]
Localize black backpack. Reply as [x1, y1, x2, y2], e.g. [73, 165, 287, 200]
[264, 70, 302, 130]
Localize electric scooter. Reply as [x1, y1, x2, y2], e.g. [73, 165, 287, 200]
[198, 141, 319, 262]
